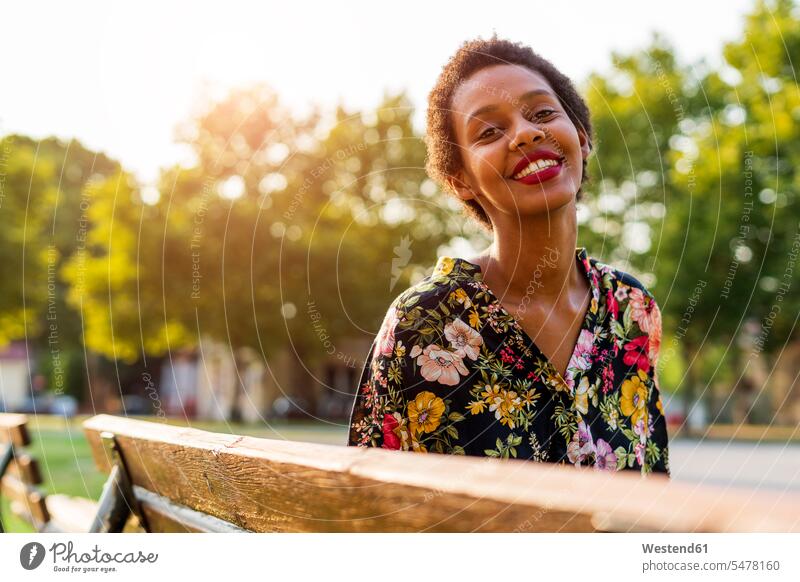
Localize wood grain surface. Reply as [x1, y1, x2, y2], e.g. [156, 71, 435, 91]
[82, 415, 800, 533]
[0, 413, 30, 447]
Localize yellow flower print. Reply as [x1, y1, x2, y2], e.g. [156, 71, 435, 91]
[467, 400, 486, 415]
[394, 340, 406, 358]
[607, 408, 619, 430]
[522, 389, 539, 408]
[656, 396, 664, 415]
[451, 288, 472, 308]
[468, 308, 481, 329]
[410, 432, 428, 453]
[408, 391, 445, 435]
[574, 376, 590, 415]
[490, 389, 521, 429]
[620, 370, 649, 426]
[481, 384, 501, 403]
[499, 416, 516, 429]
[436, 257, 455, 276]
[549, 374, 571, 393]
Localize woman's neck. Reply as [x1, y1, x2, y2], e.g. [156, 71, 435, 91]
[478, 201, 582, 304]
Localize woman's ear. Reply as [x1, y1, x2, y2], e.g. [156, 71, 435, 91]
[578, 127, 592, 161]
[446, 170, 479, 202]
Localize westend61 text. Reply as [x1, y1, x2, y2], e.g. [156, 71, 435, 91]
[642, 543, 708, 554]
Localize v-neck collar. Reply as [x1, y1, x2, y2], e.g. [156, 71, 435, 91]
[437, 248, 601, 393]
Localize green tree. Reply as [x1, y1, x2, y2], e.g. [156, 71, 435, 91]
[0, 136, 57, 347]
[63, 86, 453, 418]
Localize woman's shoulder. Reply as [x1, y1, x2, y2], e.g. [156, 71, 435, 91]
[388, 255, 483, 315]
[369, 255, 485, 364]
[587, 255, 657, 301]
[370, 255, 487, 353]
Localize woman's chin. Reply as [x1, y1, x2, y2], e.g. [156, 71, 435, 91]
[507, 187, 576, 216]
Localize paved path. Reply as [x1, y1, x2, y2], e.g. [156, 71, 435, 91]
[670, 439, 800, 492]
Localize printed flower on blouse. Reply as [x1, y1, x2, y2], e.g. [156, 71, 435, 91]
[647, 301, 663, 361]
[628, 287, 658, 334]
[382, 412, 409, 450]
[623, 335, 650, 373]
[373, 306, 399, 359]
[594, 438, 617, 471]
[634, 441, 646, 467]
[410, 343, 469, 386]
[621, 369, 650, 427]
[444, 318, 483, 360]
[567, 419, 596, 465]
[489, 389, 522, 429]
[408, 391, 445, 435]
[348, 248, 670, 476]
[574, 376, 596, 415]
[450, 288, 472, 308]
[436, 257, 455, 276]
[568, 329, 595, 373]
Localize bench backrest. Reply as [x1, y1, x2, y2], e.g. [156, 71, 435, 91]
[0, 413, 50, 530]
[83, 414, 800, 533]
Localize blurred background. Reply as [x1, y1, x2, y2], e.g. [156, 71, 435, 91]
[1, 0, 799, 523]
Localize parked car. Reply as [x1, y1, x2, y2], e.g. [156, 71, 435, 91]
[16, 394, 78, 418]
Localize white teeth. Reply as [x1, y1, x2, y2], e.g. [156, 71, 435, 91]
[513, 158, 559, 179]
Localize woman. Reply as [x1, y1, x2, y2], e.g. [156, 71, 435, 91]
[347, 35, 670, 475]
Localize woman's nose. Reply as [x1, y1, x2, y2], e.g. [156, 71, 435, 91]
[509, 118, 546, 151]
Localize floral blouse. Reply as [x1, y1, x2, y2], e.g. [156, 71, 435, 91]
[347, 248, 670, 476]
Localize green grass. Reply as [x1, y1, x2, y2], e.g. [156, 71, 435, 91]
[2, 415, 348, 533]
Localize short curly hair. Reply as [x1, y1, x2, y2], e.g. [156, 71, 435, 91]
[425, 35, 594, 231]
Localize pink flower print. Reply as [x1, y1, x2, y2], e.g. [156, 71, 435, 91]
[614, 284, 630, 302]
[634, 441, 646, 467]
[415, 344, 468, 386]
[648, 301, 662, 363]
[373, 306, 399, 359]
[633, 417, 650, 440]
[568, 329, 595, 373]
[567, 419, 596, 465]
[628, 288, 658, 334]
[444, 317, 483, 361]
[601, 363, 615, 395]
[594, 439, 617, 471]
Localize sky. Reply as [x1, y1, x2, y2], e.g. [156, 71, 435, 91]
[1, 0, 757, 183]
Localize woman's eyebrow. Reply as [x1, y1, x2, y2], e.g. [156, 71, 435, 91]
[465, 88, 556, 126]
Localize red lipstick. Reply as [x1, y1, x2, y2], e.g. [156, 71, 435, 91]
[511, 149, 564, 185]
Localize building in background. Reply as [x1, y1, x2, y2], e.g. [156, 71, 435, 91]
[0, 341, 31, 412]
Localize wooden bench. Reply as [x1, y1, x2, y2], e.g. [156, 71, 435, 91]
[0, 413, 98, 533]
[80, 414, 800, 533]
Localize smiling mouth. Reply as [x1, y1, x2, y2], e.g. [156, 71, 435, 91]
[511, 157, 563, 180]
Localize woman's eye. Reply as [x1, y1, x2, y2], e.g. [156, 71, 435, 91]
[479, 127, 498, 140]
[532, 108, 556, 120]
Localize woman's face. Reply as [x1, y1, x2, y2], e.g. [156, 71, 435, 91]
[449, 64, 590, 224]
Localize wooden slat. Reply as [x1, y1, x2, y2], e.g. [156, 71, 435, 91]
[1, 474, 50, 527]
[44, 494, 98, 533]
[134, 487, 247, 533]
[139, 503, 203, 533]
[0, 413, 30, 447]
[8, 453, 43, 485]
[83, 414, 800, 533]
